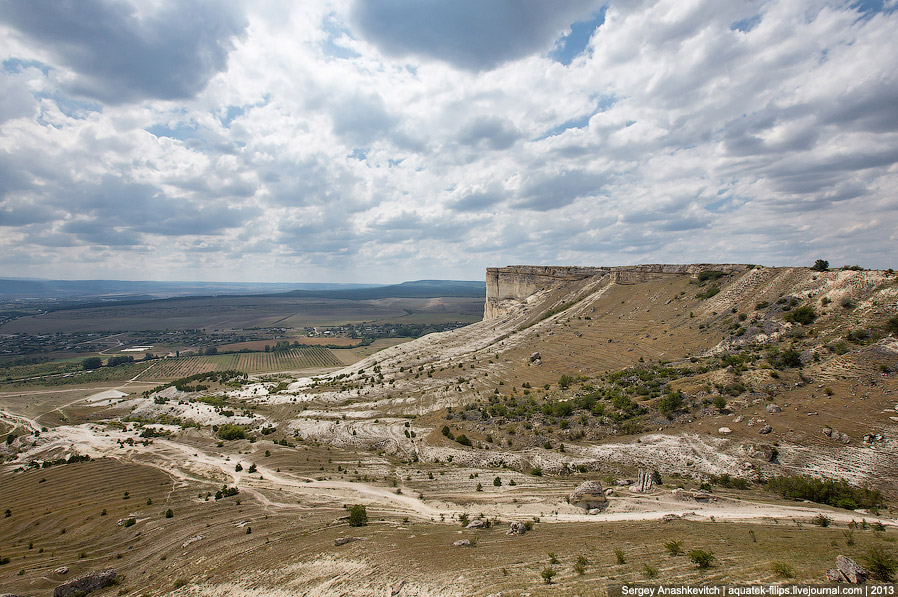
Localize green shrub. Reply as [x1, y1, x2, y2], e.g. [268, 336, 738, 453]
[165, 509, 173, 518]
[811, 513, 832, 527]
[657, 391, 683, 415]
[771, 561, 795, 578]
[785, 305, 817, 325]
[530, 467, 543, 477]
[548, 552, 558, 564]
[811, 259, 829, 272]
[541, 567, 556, 584]
[697, 285, 720, 300]
[688, 549, 715, 569]
[614, 548, 626, 564]
[863, 545, 897, 582]
[642, 563, 658, 578]
[767, 475, 883, 509]
[493, 477, 502, 487]
[558, 375, 574, 389]
[664, 540, 684, 556]
[454, 434, 472, 446]
[217, 424, 246, 441]
[348, 504, 368, 527]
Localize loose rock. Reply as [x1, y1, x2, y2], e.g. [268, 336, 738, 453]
[825, 555, 869, 583]
[334, 537, 367, 546]
[465, 519, 485, 529]
[453, 539, 472, 547]
[766, 404, 782, 413]
[54, 569, 118, 597]
[569, 480, 608, 510]
[54, 566, 69, 575]
[759, 425, 772, 434]
[506, 521, 527, 535]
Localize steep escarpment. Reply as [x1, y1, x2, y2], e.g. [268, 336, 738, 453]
[485, 264, 749, 319]
[274, 263, 898, 493]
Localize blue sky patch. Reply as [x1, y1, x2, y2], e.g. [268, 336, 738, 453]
[730, 15, 762, 32]
[146, 121, 201, 141]
[549, 7, 607, 66]
[3, 57, 51, 75]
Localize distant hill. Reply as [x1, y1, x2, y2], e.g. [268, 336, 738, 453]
[0, 278, 382, 300]
[277, 279, 486, 300]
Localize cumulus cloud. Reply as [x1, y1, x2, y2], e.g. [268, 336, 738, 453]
[0, 0, 248, 103]
[0, 0, 896, 282]
[348, 0, 604, 71]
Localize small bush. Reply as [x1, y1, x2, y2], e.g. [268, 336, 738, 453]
[493, 476, 502, 487]
[785, 305, 817, 325]
[664, 540, 684, 556]
[548, 552, 558, 564]
[541, 567, 556, 584]
[574, 555, 588, 575]
[812, 513, 832, 527]
[771, 561, 795, 578]
[348, 504, 368, 527]
[217, 424, 246, 441]
[0, 556, 10, 565]
[558, 375, 574, 389]
[165, 509, 173, 518]
[643, 563, 658, 578]
[614, 548, 626, 565]
[864, 545, 897, 582]
[454, 434, 472, 447]
[697, 285, 720, 300]
[530, 467, 543, 477]
[811, 259, 829, 272]
[688, 549, 715, 569]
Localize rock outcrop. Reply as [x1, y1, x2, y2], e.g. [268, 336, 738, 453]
[54, 569, 117, 597]
[825, 555, 869, 583]
[569, 480, 608, 510]
[484, 264, 749, 319]
[630, 469, 655, 493]
[506, 521, 527, 535]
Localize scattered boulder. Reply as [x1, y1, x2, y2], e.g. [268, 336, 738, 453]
[718, 427, 732, 434]
[766, 404, 782, 413]
[506, 522, 527, 536]
[740, 443, 776, 462]
[616, 479, 633, 486]
[825, 555, 869, 583]
[733, 415, 744, 423]
[465, 519, 485, 529]
[662, 514, 681, 522]
[54, 566, 69, 575]
[54, 569, 118, 597]
[839, 432, 851, 444]
[758, 425, 772, 435]
[529, 352, 541, 363]
[823, 427, 833, 437]
[569, 480, 608, 510]
[604, 488, 614, 496]
[334, 537, 367, 546]
[453, 539, 472, 547]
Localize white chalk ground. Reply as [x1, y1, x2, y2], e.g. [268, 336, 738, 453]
[86, 389, 129, 402]
[2, 405, 896, 532]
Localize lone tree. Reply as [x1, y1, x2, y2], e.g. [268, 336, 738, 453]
[82, 357, 103, 370]
[811, 259, 829, 271]
[348, 504, 368, 527]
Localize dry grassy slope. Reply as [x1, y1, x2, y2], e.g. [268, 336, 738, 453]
[288, 265, 898, 491]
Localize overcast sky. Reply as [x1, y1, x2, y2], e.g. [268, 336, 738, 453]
[1, 1, 896, 283]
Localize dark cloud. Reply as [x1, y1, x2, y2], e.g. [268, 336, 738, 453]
[0, 0, 247, 103]
[457, 116, 521, 150]
[448, 187, 508, 212]
[349, 0, 604, 70]
[514, 170, 607, 211]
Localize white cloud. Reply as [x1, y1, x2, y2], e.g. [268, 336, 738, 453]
[0, 0, 896, 283]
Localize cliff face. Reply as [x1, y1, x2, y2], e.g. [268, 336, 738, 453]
[484, 264, 750, 319]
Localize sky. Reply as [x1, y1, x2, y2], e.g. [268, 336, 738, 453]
[1, 0, 897, 284]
